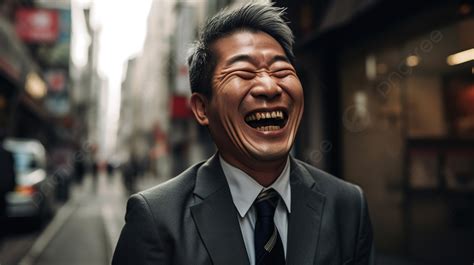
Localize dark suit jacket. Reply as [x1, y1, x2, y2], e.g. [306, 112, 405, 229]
[112, 155, 375, 265]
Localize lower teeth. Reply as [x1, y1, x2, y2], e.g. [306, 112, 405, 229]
[256, 125, 281, 131]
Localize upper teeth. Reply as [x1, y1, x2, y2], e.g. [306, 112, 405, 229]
[245, 111, 284, 122]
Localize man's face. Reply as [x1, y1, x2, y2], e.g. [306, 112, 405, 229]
[195, 30, 303, 166]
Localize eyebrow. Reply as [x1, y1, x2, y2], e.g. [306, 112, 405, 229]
[225, 54, 257, 66]
[225, 54, 290, 67]
[269, 55, 290, 65]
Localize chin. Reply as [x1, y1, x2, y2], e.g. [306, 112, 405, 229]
[248, 146, 291, 162]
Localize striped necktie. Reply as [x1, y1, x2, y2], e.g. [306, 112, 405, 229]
[254, 189, 285, 265]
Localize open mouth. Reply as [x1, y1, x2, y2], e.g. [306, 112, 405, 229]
[244, 110, 288, 132]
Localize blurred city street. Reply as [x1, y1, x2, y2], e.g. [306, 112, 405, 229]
[1, 0, 473, 264]
[0, 172, 162, 265]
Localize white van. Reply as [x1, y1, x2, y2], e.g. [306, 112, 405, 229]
[2, 138, 55, 224]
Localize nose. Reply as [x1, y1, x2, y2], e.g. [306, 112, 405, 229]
[249, 72, 282, 100]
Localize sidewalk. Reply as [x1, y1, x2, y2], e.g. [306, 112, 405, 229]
[34, 192, 108, 265]
[17, 173, 131, 265]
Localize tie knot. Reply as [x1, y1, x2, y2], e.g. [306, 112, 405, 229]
[254, 189, 279, 218]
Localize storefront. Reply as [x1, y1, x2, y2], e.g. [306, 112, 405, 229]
[339, 11, 474, 264]
[278, 0, 474, 263]
[0, 14, 53, 144]
[0, 15, 31, 138]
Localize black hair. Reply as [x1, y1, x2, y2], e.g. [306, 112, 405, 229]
[187, 2, 294, 98]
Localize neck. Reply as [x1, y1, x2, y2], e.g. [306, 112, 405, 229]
[220, 153, 288, 187]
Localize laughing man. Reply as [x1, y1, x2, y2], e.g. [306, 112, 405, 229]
[113, 3, 375, 265]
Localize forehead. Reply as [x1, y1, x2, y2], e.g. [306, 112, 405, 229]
[211, 30, 287, 66]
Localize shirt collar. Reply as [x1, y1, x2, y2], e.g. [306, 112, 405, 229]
[219, 155, 291, 218]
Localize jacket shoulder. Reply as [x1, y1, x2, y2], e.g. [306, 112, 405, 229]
[136, 160, 205, 216]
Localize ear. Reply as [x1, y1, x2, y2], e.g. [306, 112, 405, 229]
[190, 93, 209, 126]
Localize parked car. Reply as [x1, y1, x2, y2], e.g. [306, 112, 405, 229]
[2, 138, 55, 225]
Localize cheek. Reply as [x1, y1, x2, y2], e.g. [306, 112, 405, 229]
[216, 79, 237, 98]
[218, 82, 251, 108]
[210, 98, 240, 129]
[280, 77, 304, 103]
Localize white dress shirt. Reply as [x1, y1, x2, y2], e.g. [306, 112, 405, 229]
[219, 156, 291, 265]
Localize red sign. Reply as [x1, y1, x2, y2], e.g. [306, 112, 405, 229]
[15, 8, 59, 43]
[171, 95, 193, 119]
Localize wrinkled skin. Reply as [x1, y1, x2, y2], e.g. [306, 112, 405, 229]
[190, 30, 304, 185]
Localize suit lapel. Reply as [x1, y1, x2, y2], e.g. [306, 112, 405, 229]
[190, 155, 250, 265]
[286, 158, 326, 265]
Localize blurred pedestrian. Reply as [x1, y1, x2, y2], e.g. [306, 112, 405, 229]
[0, 138, 16, 241]
[91, 160, 98, 178]
[74, 158, 85, 184]
[113, 3, 374, 265]
[121, 162, 134, 195]
[121, 153, 140, 194]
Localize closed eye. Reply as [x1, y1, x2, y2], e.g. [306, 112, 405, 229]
[271, 69, 293, 78]
[235, 70, 256, 80]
